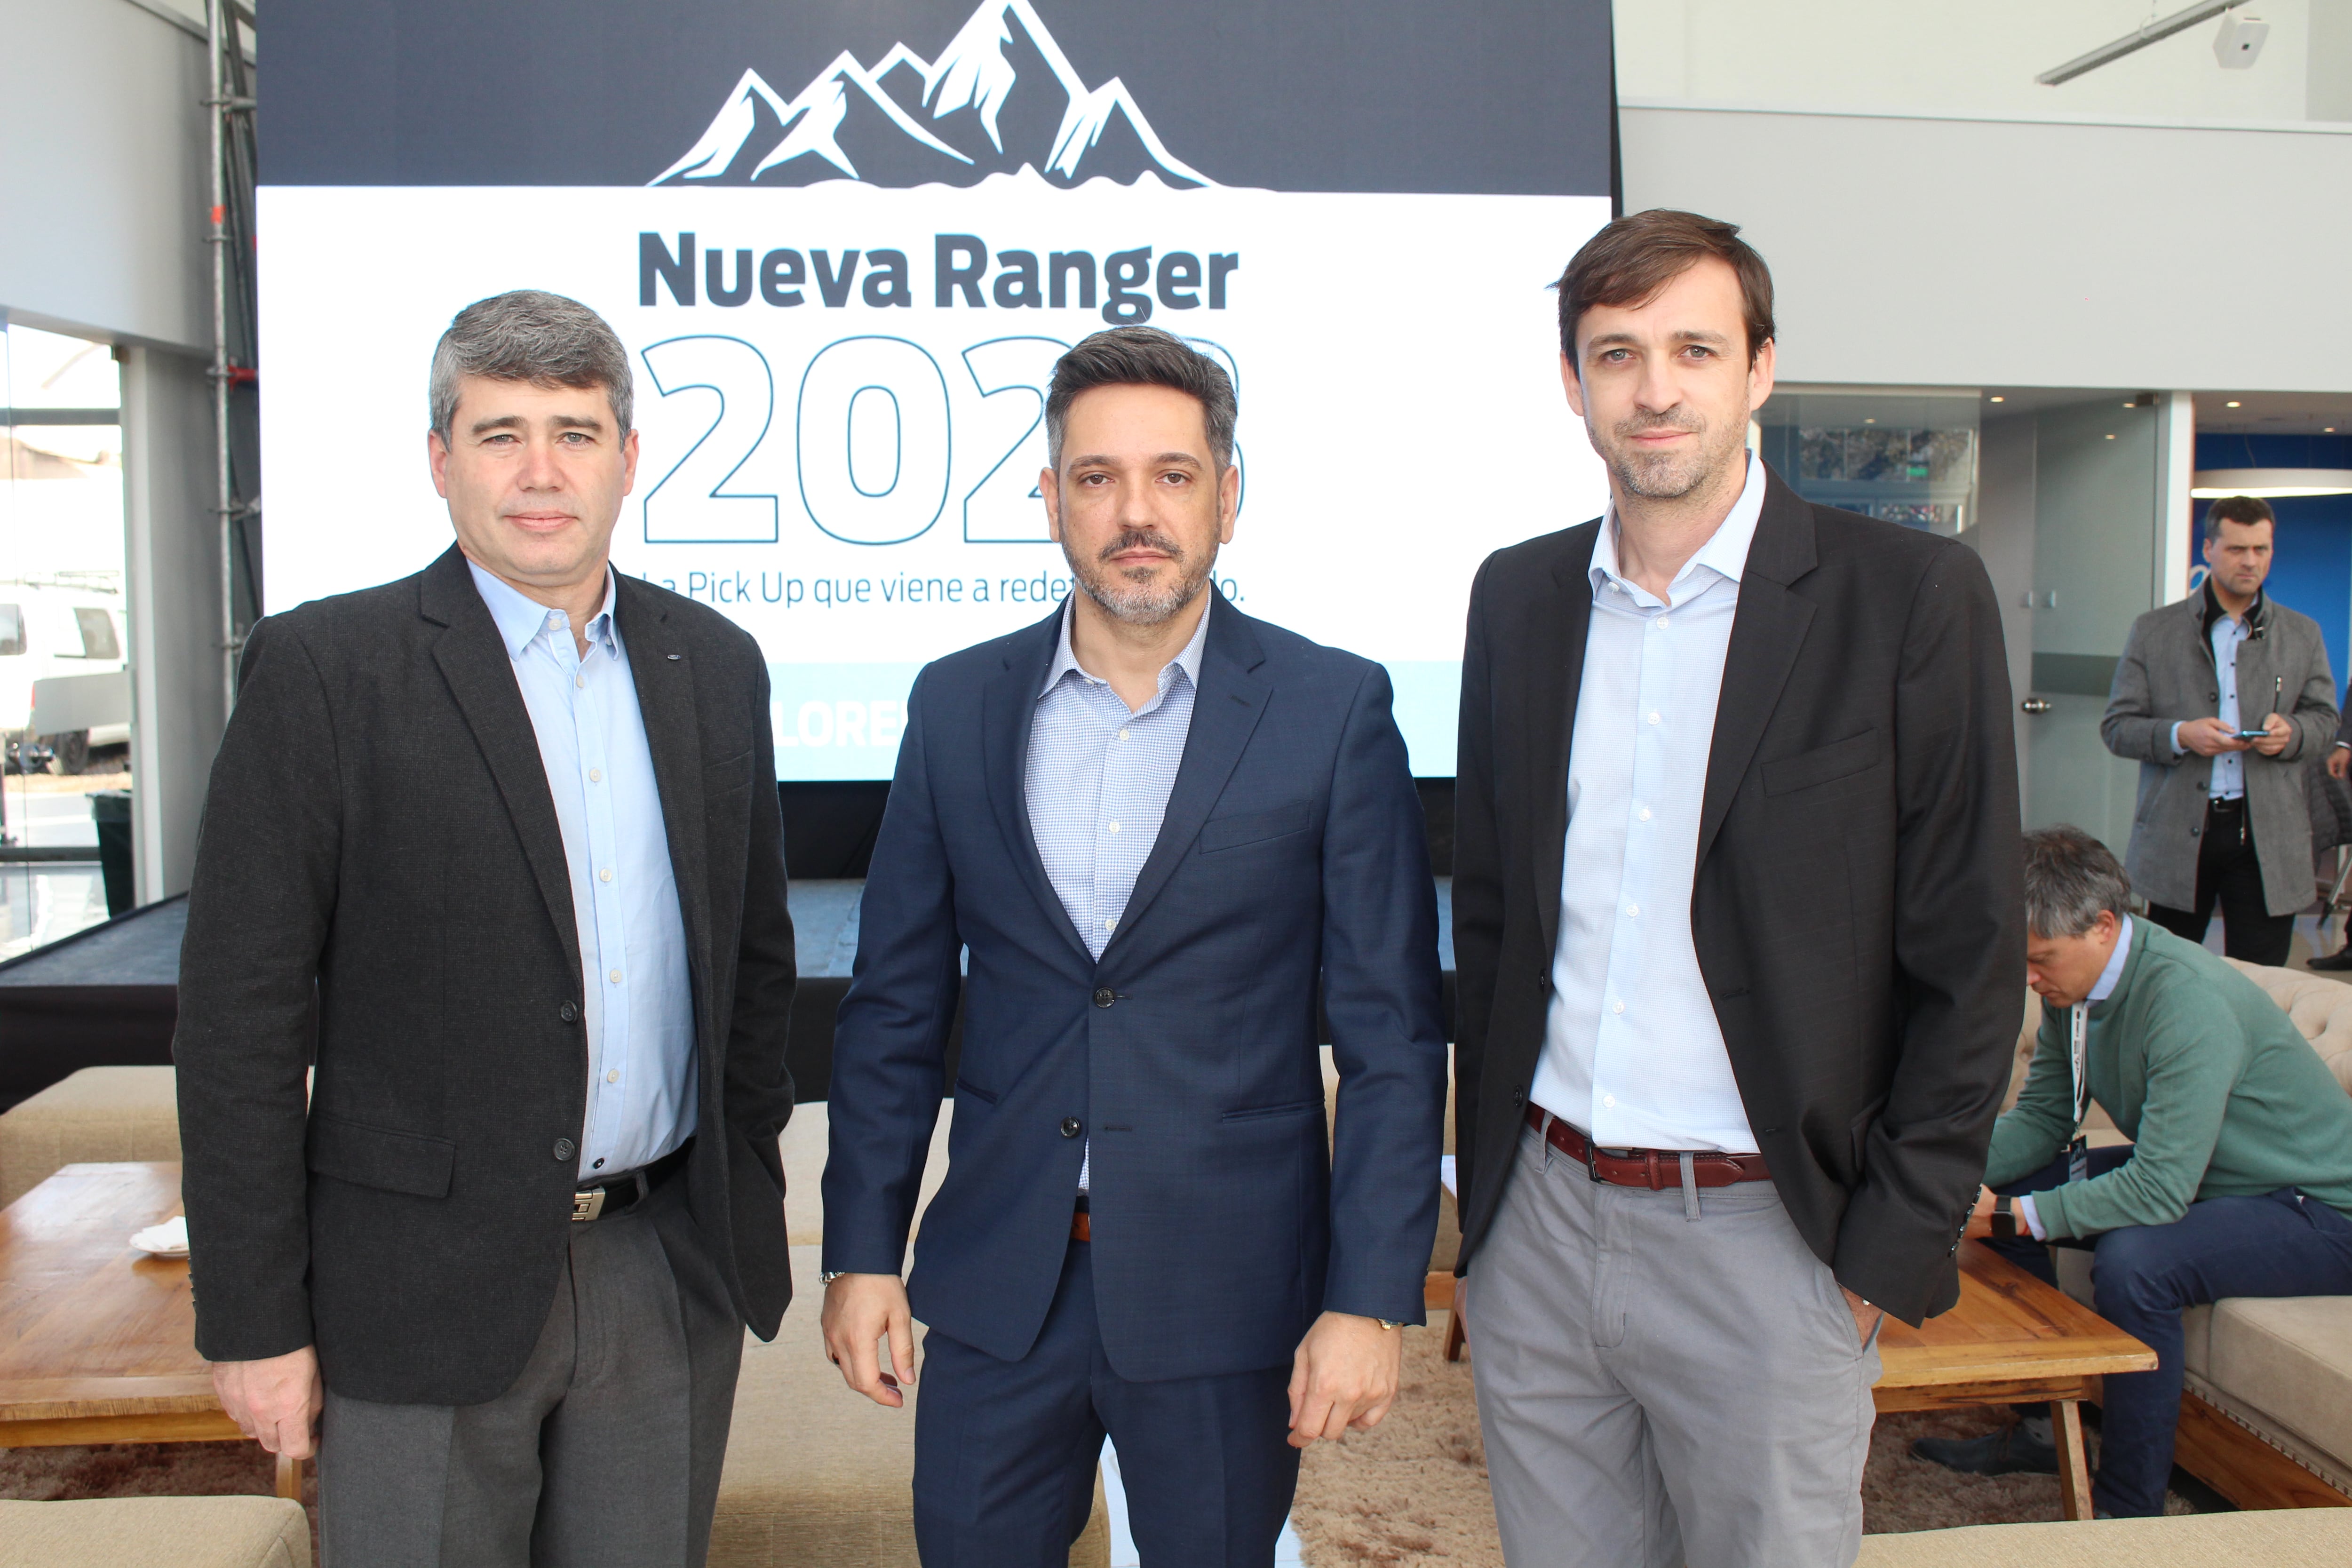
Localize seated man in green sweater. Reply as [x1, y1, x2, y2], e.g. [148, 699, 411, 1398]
[1916, 825, 2352, 1515]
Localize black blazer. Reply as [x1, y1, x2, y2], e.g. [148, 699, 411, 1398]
[175, 546, 797, 1405]
[1452, 468, 2023, 1325]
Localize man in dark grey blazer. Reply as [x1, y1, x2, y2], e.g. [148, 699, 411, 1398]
[2103, 495, 2337, 967]
[175, 291, 797, 1566]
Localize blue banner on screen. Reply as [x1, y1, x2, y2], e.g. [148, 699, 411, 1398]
[259, 0, 1618, 779]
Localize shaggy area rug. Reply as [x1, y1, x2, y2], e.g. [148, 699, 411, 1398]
[1290, 1311, 2190, 1567]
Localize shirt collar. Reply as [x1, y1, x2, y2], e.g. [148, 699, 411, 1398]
[2088, 915, 2135, 1004]
[1590, 448, 1766, 605]
[2200, 577, 2264, 639]
[468, 559, 619, 661]
[1039, 589, 1213, 699]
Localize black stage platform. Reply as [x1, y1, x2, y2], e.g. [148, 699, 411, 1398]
[0, 878, 1458, 1111]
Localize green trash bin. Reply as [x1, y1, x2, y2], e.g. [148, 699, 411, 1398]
[89, 789, 133, 917]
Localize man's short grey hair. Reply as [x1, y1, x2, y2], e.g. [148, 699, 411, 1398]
[1045, 326, 1235, 472]
[2023, 825, 2132, 938]
[429, 290, 633, 440]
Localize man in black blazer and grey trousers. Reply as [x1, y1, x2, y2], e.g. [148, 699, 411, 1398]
[1451, 212, 2022, 1566]
[176, 291, 796, 1566]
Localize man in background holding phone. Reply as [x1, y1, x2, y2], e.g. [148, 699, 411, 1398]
[2103, 495, 2336, 967]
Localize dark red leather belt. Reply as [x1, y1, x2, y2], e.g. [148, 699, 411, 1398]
[1525, 1105, 1772, 1188]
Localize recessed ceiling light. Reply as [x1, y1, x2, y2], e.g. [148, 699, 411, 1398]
[1989, 395, 2005, 403]
[2106, 434, 2116, 440]
[2226, 400, 2243, 408]
[2328, 427, 2338, 433]
[2123, 401, 2136, 408]
[2192, 467, 2352, 498]
[1864, 417, 1875, 424]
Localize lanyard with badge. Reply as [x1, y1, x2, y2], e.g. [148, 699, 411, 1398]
[2066, 1002, 2091, 1184]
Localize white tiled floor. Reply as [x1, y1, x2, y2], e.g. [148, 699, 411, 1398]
[1099, 1439, 1304, 1567]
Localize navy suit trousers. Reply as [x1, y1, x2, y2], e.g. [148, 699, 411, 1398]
[913, 1236, 1299, 1568]
[1989, 1145, 2352, 1516]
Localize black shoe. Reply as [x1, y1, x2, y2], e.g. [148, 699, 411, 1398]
[1912, 1425, 2060, 1475]
[2308, 946, 2352, 971]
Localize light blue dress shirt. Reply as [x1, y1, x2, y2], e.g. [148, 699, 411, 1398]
[470, 562, 696, 1179]
[1025, 591, 1212, 1189]
[2016, 915, 2133, 1240]
[2171, 610, 2251, 800]
[1530, 451, 1767, 1153]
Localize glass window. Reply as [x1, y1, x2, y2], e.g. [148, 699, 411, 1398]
[1756, 390, 1982, 541]
[72, 607, 120, 661]
[0, 606, 23, 658]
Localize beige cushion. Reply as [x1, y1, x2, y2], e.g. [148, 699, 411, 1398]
[0, 1065, 182, 1208]
[712, 1245, 1105, 1568]
[0, 1496, 309, 1568]
[2223, 960, 2352, 1097]
[779, 1102, 954, 1250]
[2201, 1295, 2352, 1472]
[1854, 1507, 2352, 1567]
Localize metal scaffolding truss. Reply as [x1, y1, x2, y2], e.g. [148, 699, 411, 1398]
[206, 0, 259, 713]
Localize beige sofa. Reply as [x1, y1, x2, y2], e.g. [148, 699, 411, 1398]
[0, 1496, 309, 1568]
[1857, 1505, 2352, 1566]
[2009, 964, 2352, 1510]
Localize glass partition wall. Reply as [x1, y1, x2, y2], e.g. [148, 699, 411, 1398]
[0, 319, 133, 957]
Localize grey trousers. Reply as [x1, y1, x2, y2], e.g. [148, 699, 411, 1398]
[1470, 1123, 1881, 1568]
[318, 1174, 745, 1568]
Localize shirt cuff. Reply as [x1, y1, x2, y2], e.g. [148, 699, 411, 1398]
[2016, 1193, 2048, 1242]
[2170, 721, 2185, 757]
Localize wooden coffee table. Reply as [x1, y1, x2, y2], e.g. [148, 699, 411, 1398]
[0, 1161, 302, 1499]
[1428, 1236, 2155, 1523]
[1872, 1239, 2155, 1520]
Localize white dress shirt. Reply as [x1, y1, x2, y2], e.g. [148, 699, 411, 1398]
[2016, 915, 2133, 1241]
[1530, 451, 1766, 1153]
[1025, 592, 1212, 1189]
[470, 562, 696, 1179]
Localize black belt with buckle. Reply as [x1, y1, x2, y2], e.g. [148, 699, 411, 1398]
[572, 1140, 690, 1222]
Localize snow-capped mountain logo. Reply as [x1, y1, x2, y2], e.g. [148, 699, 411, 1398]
[652, 0, 1217, 190]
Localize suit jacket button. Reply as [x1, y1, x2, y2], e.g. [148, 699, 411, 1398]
[1512, 1086, 1526, 1106]
[1060, 1117, 1082, 1138]
[1092, 987, 1115, 1008]
[553, 1138, 577, 1161]
[559, 1001, 579, 1023]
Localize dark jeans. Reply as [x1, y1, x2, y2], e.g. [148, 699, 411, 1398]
[1986, 1146, 2352, 1517]
[2145, 797, 2296, 967]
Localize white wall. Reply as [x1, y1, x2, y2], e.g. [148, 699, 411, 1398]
[0, 0, 211, 352]
[121, 346, 224, 902]
[1616, 0, 2332, 123]
[4, 0, 224, 900]
[1620, 103, 2352, 391]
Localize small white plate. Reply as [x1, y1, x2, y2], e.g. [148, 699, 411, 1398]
[130, 1216, 189, 1257]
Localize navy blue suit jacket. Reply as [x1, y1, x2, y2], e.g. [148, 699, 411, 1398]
[823, 601, 1446, 1381]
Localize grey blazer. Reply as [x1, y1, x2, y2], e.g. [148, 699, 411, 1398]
[2102, 586, 2339, 916]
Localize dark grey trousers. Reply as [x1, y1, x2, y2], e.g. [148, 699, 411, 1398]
[1470, 1123, 1882, 1568]
[318, 1174, 744, 1568]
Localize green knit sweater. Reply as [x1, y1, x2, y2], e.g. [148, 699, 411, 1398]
[1984, 920, 2352, 1239]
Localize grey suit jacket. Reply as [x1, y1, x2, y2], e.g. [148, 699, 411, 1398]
[2102, 585, 2339, 915]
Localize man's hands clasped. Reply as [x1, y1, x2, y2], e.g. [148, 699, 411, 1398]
[2179, 713, 2292, 758]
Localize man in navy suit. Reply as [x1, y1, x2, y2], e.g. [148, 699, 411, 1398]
[821, 326, 1446, 1566]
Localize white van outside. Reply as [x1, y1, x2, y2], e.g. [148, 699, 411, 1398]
[0, 584, 130, 773]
